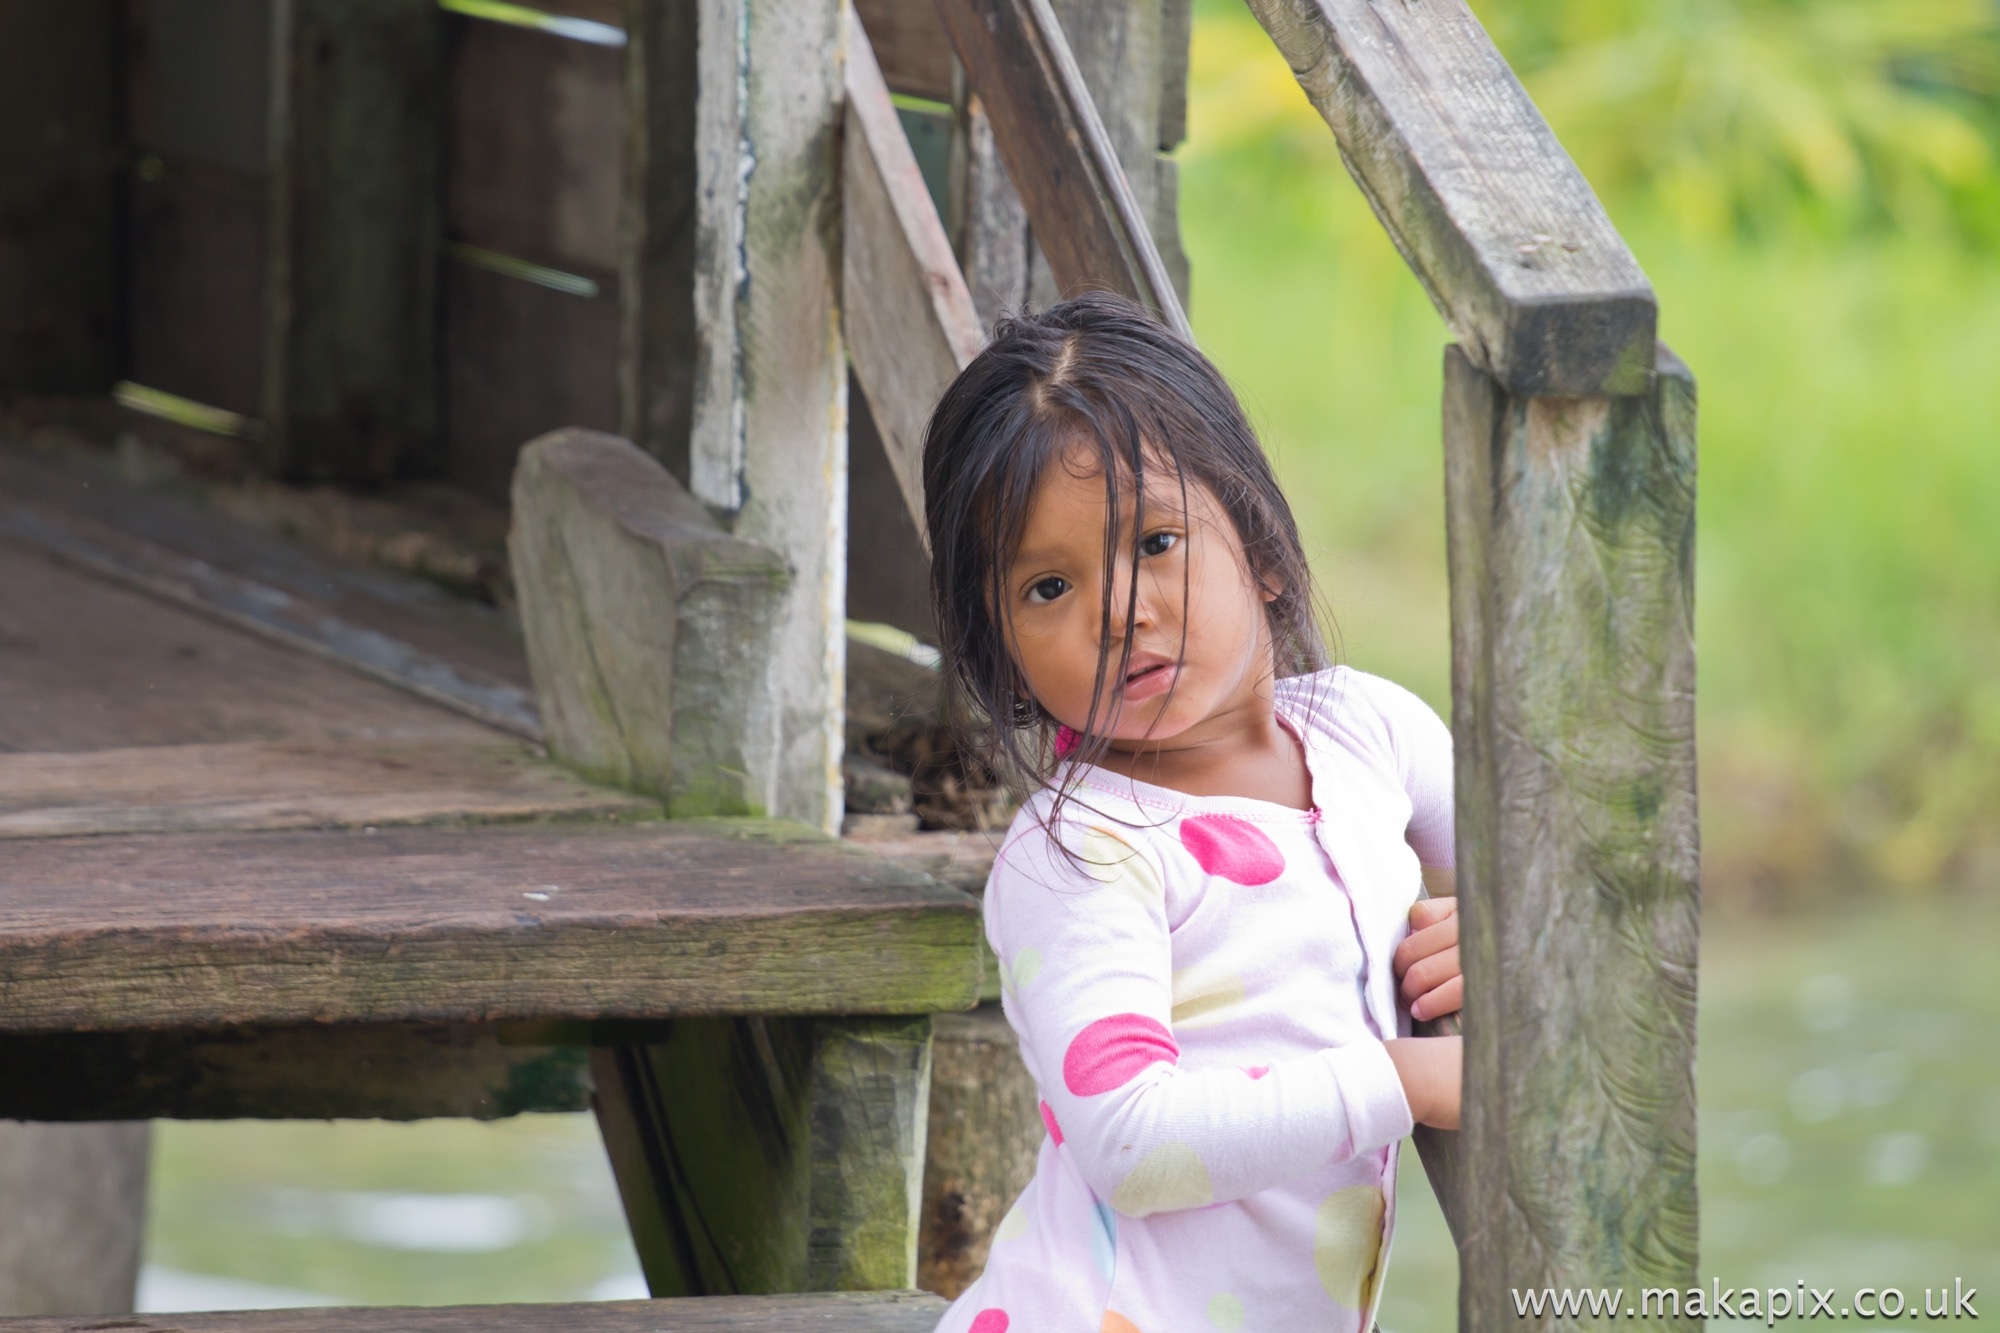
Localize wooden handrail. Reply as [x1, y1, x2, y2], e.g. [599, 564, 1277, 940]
[1242, 0, 1656, 397]
[931, 0, 1192, 341]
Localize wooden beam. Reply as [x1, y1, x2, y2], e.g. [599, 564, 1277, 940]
[1241, 0, 1655, 396]
[0, 818, 983, 1032]
[264, 0, 444, 481]
[592, 1016, 931, 1296]
[853, 0, 955, 103]
[0, 3, 119, 393]
[843, 10, 984, 537]
[933, 0, 1190, 339]
[0, 1293, 951, 1332]
[623, 0, 849, 831]
[0, 1023, 591, 1121]
[1444, 343, 1700, 1327]
[0, 1123, 148, 1318]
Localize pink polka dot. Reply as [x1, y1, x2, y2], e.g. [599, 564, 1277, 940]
[1179, 815, 1286, 885]
[1241, 1065, 1270, 1080]
[969, 1310, 1010, 1333]
[1039, 1098, 1065, 1146]
[1063, 1013, 1179, 1096]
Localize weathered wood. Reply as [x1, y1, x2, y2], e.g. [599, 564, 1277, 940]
[945, 94, 1030, 331]
[934, 0, 1190, 338]
[845, 385, 935, 640]
[592, 1016, 930, 1295]
[0, 541, 522, 754]
[511, 428, 789, 812]
[622, 0, 849, 831]
[0, 1123, 148, 1317]
[853, 0, 954, 102]
[444, 10, 624, 278]
[0, 4, 119, 392]
[263, 0, 444, 481]
[0, 818, 981, 1032]
[0, 1294, 948, 1332]
[0, 1023, 591, 1121]
[917, 1004, 1040, 1299]
[1444, 343, 1699, 1329]
[0, 443, 533, 690]
[843, 9, 984, 535]
[1409, 872, 1467, 1247]
[0, 739, 651, 839]
[0, 501, 542, 738]
[1240, 0, 1656, 396]
[444, 257, 621, 504]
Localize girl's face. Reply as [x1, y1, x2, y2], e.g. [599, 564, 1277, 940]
[1001, 447, 1278, 753]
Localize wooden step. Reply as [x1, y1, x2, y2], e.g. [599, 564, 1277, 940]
[0, 1291, 949, 1331]
[0, 819, 981, 1033]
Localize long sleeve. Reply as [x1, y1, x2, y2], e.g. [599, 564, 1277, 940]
[1348, 673, 1455, 870]
[986, 815, 1413, 1218]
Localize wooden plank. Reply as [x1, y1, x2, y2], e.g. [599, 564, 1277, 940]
[0, 739, 653, 839]
[1444, 343, 1699, 1327]
[124, 0, 272, 174]
[0, 443, 533, 690]
[511, 429, 789, 814]
[853, 0, 954, 103]
[0, 1023, 591, 1121]
[917, 1004, 1039, 1298]
[443, 258, 621, 505]
[444, 11, 624, 277]
[0, 3, 119, 392]
[0, 1293, 949, 1332]
[591, 1017, 930, 1295]
[844, 381, 934, 640]
[0, 500, 542, 739]
[843, 9, 983, 536]
[947, 94, 1030, 331]
[0, 818, 982, 1031]
[1240, 0, 1656, 396]
[0, 1123, 148, 1318]
[264, 0, 444, 481]
[933, 0, 1189, 338]
[0, 542, 518, 755]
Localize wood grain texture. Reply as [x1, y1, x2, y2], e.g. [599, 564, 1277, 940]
[1241, 0, 1656, 396]
[917, 1004, 1040, 1298]
[1444, 344, 1699, 1329]
[0, 1292, 950, 1332]
[0, 541, 515, 755]
[0, 1022, 591, 1121]
[0, 3, 119, 392]
[592, 1017, 929, 1295]
[445, 12, 624, 277]
[945, 95, 1030, 332]
[443, 256, 621, 505]
[843, 9, 984, 537]
[0, 739, 652, 839]
[0, 818, 983, 1032]
[0, 500, 541, 738]
[934, 0, 1190, 338]
[511, 429, 789, 814]
[853, 0, 954, 102]
[263, 0, 444, 481]
[0, 445, 531, 687]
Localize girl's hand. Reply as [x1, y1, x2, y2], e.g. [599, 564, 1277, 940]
[1394, 895, 1461, 1022]
[1385, 1035, 1462, 1130]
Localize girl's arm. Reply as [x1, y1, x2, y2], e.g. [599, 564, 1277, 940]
[987, 819, 1414, 1219]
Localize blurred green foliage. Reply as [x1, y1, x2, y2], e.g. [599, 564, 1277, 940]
[1183, 0, 2000, 896]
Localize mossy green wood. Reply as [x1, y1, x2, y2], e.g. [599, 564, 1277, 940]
[592, 1016, 932, 1296]
[1445, 344, 1700, 1331]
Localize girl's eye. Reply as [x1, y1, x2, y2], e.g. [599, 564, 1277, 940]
[1139, 531, 1179, 557]
[1026, 576, 1069, 604]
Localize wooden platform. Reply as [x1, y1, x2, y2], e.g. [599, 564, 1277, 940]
[0, 1292, 949, 1332]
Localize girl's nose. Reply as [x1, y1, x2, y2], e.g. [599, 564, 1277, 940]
[1101, 560, 1153, 639]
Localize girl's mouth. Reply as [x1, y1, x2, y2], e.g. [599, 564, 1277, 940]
[1121, 658, 1178, 702]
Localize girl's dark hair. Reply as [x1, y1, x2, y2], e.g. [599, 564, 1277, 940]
[923, 291, 1327, 803]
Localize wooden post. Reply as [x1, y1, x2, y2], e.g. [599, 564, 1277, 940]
[1445, 344, 1700, 1328]
[509, 427, 790, 816]
[0, 3, 119, 392]
[263, 0, 444, 482]
[0, 1122, 150, 1316]
[591, 1015, 933, 1295]
[623, 0, 848, 832]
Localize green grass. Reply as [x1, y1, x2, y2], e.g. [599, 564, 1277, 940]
[1179, 1, 2000, 897]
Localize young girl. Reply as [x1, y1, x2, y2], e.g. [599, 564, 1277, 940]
[923, 293, 1463, 1333]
